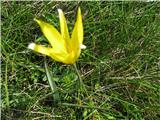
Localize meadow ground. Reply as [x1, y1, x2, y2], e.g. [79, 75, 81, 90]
[1, 1, 160, 120]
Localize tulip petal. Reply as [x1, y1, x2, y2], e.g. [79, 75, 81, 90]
[71, 7, 83, 44]
[71, 7, 83, 59]
[58, 9, 71, 52]
[34, 18, 67, 53]
[28, 43, 52, 56]
[28, 43, 69, 63]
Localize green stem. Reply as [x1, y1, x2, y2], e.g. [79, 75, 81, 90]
[73, 63, 83, 90]
[73, 63, 87, 95]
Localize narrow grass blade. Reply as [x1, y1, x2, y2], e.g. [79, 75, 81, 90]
[5, 60, 9, 107]
[44, 59, 60, 103]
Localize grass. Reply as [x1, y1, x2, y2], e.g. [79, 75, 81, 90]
[1, 1, 160, 120]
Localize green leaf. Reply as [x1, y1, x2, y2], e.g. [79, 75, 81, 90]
[44, 59, 60, 103]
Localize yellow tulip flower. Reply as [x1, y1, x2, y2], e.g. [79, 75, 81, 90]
[28, 7, 86, 64]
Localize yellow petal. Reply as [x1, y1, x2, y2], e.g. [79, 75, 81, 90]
[58, 9, 71, 52]
[28, 43, 69, 63]
[72, 7, 83, 44]
[34, 18, 67, 53]
[71, 7, 83, 60]
[28, 43, 52, 56]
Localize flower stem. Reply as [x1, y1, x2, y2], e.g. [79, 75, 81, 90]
[73, 63, 87, 94]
